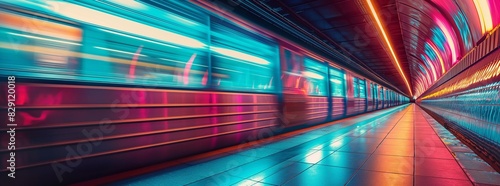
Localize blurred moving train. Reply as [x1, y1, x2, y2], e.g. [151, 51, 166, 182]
[0, 0, 408, 184]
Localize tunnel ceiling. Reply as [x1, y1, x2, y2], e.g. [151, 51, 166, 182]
[254, 0, 499, 97]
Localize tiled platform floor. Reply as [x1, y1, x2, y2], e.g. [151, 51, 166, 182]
[110, 104, 499, 186]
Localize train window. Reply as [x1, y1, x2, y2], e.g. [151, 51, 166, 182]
[380, 87, 385, 100]
[330, 67, 345, 97]
[304, 57, 327, 96]
[281, 49, 306, 92]
[359, 79, 366, 98]
[353, 77, 366, 98]
[372, 83, 378, 101]
[0, 11, 82, 78]
[84, 28, 209, 87]
[353, 77, 359, 98]
[210, 17, 278, 93]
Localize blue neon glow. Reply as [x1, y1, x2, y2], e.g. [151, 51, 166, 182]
[453, 12, 473, 51]
[431, 27, 447, 52]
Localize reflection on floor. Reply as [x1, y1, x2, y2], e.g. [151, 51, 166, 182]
[111, 104, 500, 186]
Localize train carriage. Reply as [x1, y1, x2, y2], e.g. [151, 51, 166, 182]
[0, 1, 408, 185]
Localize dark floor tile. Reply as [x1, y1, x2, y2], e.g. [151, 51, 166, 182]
[415, 130, 437, 135]
[299, 149, 334, 164]
[459, 160, 496, 172]
[454, 152, 484, 162]
[414, 134, 442, 141]
[256, 162, 312, 185]
[374, 145, 414, 157]
[350, 137, 385, 144]
[312, 138, 352, 151]
[186, 171, 246, 186]
[448, 145, 474, 153]
[361, 155, 413, 174]
[346, 170, 413, 186]
[380, 139, 414, 146]
[466, 169, 500, 185]
[415, 176, 473, 186]
[337, 143, 378, 154]
[231, 179, 272, 186]
[241, 156, 308, 178]
[235, 147, 283, 158]
[369, 128, 393, 133]
[283, 165, 357, 186]
[263, 148, 312, 162]
[317, 152, 370, 169]
[415, 146, 454, 159]
[415, 138, 446, 148]
[292, 140, 331, 151]
[386, 133, 414, 140]
[286, 149, 321, 162]
[227, 156, 298, 178]
[246, 161, 297, 182]
[415, 158, 469, 180]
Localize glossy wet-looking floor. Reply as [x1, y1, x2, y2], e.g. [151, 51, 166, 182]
[111, 104, 500, 186]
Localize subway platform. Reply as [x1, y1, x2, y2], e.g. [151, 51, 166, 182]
[80, 104, 500, 186]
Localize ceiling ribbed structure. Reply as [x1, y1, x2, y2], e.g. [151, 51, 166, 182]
[256, 0, 500, 98]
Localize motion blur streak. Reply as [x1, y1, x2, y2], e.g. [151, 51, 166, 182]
[46, 1, 206, 48]
[420, 43, 500, 148]
[183, 53, 197, 85]
[421, 59, 500, 99]
[427, 42, 446, 74]
[0, 1, 408, 185]
[0, 42, 210, 76]
[473, 0, 493, 34]
[128, 45, 144, 79]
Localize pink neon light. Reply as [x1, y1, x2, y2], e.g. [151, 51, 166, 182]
[183, 53, 197, 85]
[427, 41, 446, 74]
[424, 55, 438, 81]
[489, 0, 500, 29]
[202, 70, 208, 86]
[129, 45, 143, 79]
[435, 19, 458, 64]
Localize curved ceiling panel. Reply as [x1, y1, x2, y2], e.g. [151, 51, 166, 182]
[396, 0, 498, 97]
[253, 0, 499, 98]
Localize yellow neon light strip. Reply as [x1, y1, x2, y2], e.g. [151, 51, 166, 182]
[473, 0, 493, 34]
[421, 59, 500, 99]
[367, 0, 413, 96]
[0, 42, 227, 78]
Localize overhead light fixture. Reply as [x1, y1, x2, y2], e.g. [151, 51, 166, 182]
[211, 47, 270, 65]
[303, 71, 324, 80]
[47, 1, 205, 48]
[330, 79, 342, 84]
[366, 0, 413, 96]
[7, 32, 81, 46]
[94, 46, 147, 57]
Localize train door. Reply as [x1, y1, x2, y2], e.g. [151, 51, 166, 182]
[386, 89, 390, 107]
[373, 84, 379, 109]
[279, 47, 308, 126]
[303, 57, 329, 123]
[380, 87, 385, 108]
[346, 74, 367, 115]
[367, 82, 373, 111]
[369, 82, 377, 111]
[329, 67, 346, 119]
